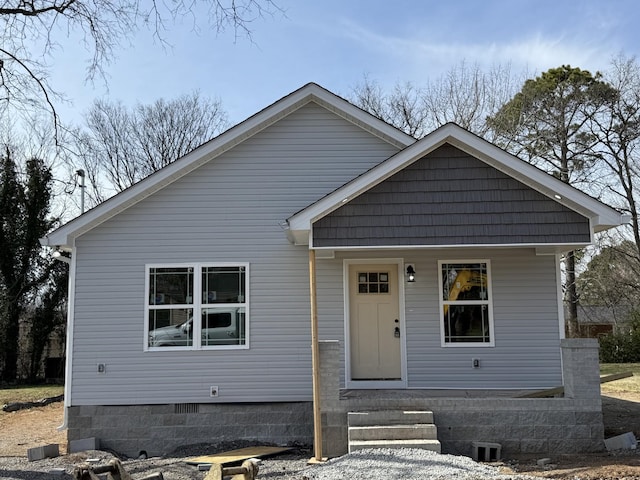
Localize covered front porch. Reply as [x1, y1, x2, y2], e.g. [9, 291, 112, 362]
[287, 127, 624, 460]
[315, 339, 604, 458]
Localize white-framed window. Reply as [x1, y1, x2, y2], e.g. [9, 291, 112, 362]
[145, 263, 248, 350]
[438, 260, 494, 347]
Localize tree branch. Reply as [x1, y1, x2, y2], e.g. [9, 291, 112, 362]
[0, 0, 78, 17]
[0, 46, 60, 144]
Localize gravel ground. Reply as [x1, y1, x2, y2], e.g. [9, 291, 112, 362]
[301, 448, 537, 480]
[0, 446, 538, 480]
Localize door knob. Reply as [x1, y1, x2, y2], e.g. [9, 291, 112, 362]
[394, 326, 400, 338]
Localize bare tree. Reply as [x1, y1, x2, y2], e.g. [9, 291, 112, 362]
[0, 0, 281, 142]
[350, 62, 522, 139]
[592, 55, 640, 263]
[351, 77, 430, 138]
[423, 62, 524, 140]
[74, 91, 228, 206]
[133, 94, 228, 175]
[83, 100, 137, 194]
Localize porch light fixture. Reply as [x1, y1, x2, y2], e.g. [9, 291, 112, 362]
[406, 264, 416, 283]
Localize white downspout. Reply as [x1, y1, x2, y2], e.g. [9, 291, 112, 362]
[58, 244, 77, 431]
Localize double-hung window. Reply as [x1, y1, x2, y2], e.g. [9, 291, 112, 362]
[146, 263, 248, 350]
[439, 261, 494, 346]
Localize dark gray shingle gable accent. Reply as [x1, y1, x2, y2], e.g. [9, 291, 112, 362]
[312, 145, 591, 247]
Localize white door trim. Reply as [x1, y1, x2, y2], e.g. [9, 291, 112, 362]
[344, 258, 408, 389]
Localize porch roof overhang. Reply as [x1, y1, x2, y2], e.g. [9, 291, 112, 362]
[286, 123, 628, 251]
[286, 241, 596, 256]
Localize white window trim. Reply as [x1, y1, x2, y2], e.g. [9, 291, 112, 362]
[144, 262, 250, 351]
[438, 259, 495, 348]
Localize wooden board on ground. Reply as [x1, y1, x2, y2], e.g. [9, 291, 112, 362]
[518, 371, 634, 398]
[186, 446, 292, 466]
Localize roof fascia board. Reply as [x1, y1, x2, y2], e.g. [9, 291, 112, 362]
[304, 242, 591, 252]
[288, 123, 624, 231]
[42, 83, 414, 248]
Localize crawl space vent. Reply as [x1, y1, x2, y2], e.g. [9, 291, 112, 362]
[174, 403, 199, 414]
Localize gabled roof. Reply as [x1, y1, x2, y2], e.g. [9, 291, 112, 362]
[286, 123, 627, 246]
[41, 83, 416, 249]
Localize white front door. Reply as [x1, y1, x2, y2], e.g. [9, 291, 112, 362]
[348, 263, 402, 382]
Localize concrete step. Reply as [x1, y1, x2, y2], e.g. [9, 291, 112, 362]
[347, 410, 441, 455]
[349, 424, 438, 441]
[349, 439, 442, 453]
[348, 410, 434, 426]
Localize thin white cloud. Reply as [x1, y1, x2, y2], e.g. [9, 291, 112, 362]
[338, 18, 617, 79]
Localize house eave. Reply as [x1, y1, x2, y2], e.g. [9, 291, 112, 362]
[286, 229, 311, 246]
[593, 213, 632, 234]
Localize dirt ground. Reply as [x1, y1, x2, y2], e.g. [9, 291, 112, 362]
[1, 395, 640, 479]
[0, 402, 67, 456]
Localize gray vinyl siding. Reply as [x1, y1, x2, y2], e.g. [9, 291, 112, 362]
[315, 248, 562, 389]
[313, 145, 591, 247]
[70, 102, 401, 406]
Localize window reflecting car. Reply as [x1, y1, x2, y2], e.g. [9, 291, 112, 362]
[148, 308, 244, 347]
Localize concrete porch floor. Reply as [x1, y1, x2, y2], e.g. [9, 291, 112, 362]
[340, 388, 539, 399]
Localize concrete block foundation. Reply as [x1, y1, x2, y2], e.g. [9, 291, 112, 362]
[68, 437, 100, 453]
[66, 402, 313, 457]
[66, 339, 604, 459]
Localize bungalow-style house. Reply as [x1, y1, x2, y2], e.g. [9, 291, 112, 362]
[41, 83, 625, 459]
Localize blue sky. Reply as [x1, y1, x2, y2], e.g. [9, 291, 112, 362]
[48, 0, 639, 128]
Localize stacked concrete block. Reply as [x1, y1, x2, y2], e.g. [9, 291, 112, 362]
[318, 341, 341, 411]
[561, 339, 602, 401]
[319, 340, 348, 457]
[67, 402, 313, 458]
[68, 437, 100, 453]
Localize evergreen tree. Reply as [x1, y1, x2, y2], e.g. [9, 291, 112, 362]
[0, 148, 59, 381]
[488, 65, 618, 337]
